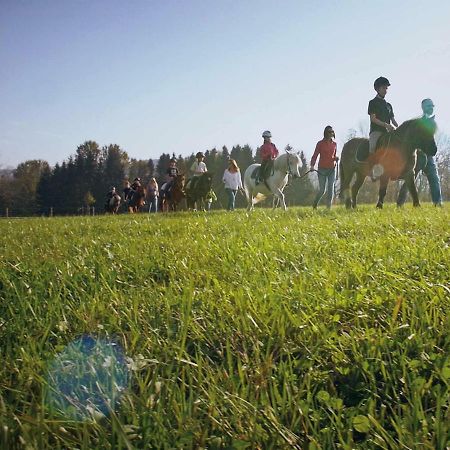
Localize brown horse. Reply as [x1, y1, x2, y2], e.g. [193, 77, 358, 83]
[105, 193, 121, 214]
[128, 185, 147, 213]
[161, 174, 185, 212]
[340, 118, 437, 209]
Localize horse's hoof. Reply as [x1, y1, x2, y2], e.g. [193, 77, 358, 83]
[413, 203, 420, 207]
[376, 203, 383, 209]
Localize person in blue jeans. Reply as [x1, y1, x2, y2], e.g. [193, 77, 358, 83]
[222, 159, 243, 211]
[310, 126, 339, 209]
[397, 98, 442, 207]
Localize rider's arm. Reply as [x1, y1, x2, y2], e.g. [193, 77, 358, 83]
[391, 117, 398, 128]
[370, 113, 394, 131]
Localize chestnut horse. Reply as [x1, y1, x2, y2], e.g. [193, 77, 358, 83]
[128, 185, 147, 213]
[161, 174, 185, 212]
[340, 118, 437, 209]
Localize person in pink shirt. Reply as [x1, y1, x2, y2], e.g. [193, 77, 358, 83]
[310, 125, 339, 209]
[257, 130, 279, 185]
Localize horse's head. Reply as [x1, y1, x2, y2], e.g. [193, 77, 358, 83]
[398, 118, 437, 156]
[174, 174, 186, 188]
[285, 151, 302, 178]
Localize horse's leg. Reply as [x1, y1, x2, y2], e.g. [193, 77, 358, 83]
[351, 171, 365, 209]
[340, 164, 353, 209]
[274, 188, 286, 210]
[405, 171, 420, 207]
[376, 175, 389, 209]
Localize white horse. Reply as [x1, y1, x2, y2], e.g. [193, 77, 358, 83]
[243, 152, 302, 210]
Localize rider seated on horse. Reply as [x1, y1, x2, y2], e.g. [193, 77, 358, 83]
[106, 186, 117, 200]
[160, 157, 179, 199]
[368, 76, 398, 179]
[123, 181, 133, 202]
[131, 177, 142, 191]
[105, 186, 117, 208]
[186, 152, 207, 191]
[257, 130, 279, 185]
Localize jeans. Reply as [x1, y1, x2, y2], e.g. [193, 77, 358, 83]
[225, 188, 237, 210]
[148, 196, 158, 213]
[397, 156, 442, 205]
[313, 168, 335, 208]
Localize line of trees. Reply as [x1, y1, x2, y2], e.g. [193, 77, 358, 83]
[1, 134, 450, 216]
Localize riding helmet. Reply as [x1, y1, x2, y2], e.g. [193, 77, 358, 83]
[196, 151, 204, 159]
[262, 130, 272, 138]
[374, 77, 391, 90]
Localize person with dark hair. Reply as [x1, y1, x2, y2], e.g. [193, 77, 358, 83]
[159, 158, 179, 202]
[257, 130, 279, 185]
[310, 126, 339, 209]
[368, 77, 398, 153]
[367, 76, 398, 180]
[123, 180, 133, 202]
[131, 177, 141, 190]
[397, 98, 442, 207]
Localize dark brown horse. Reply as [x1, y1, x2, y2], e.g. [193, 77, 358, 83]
[186, 172, 213, 211]
[161, 174, 185, 212]
[128, 185, 147, 213]
[340, 118, 437, 209]
[105, 193, 121, 214]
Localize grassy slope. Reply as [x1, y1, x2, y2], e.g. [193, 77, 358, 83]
[0, 205, 449, 449]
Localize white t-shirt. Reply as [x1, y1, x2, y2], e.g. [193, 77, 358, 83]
[223, 169, 243, 190]
[191, 161, 207, 176]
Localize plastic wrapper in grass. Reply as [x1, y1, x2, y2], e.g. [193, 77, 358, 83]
[44, 335, 129, 421]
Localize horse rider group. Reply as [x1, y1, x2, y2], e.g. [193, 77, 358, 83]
[365, 76, 441, 206]
[105, 76, 442, 211]
[305, 76, 441, 208]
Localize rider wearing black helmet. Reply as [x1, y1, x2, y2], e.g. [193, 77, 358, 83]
[160, 157, 179, 202]
[367, 77, 399, 180]
[187, 151, 207, 191]
[368, 76, 398, 154]
[131, 177, 142, 190]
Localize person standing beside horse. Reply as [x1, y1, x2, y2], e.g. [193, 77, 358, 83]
[310, 126, 339, 209]
[368, 77, 398, 179]
[146, 177, 159, 213]
[223, 159, 243, 211]
[257, 130, 279, 185]
[397, 98, 442, 207]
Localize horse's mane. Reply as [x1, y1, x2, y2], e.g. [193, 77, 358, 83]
[395, 118, 419, 135]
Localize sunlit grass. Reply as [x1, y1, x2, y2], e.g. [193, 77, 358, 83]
[0, 204, 449, 448]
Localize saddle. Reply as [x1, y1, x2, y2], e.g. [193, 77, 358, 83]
[251, 166, 272, 190]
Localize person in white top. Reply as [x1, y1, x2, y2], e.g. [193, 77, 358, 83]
[187, 152, 207, 190]
[222, 159, 243, 211]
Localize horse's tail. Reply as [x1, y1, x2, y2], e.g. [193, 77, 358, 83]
[339, 159, 344, 198]
[253, 193, 266, 204]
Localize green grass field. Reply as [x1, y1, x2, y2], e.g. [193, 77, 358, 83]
[1, 205, 449, 449]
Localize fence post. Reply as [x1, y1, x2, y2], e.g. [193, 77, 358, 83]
[50, 207, 53, 217]
[5, 208, 9, 217]
[91, 206, 95, 216]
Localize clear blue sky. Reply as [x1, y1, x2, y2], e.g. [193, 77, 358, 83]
[1, 0, 449, 168]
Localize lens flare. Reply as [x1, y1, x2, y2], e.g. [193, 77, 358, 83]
[44, 335, 128, 421]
